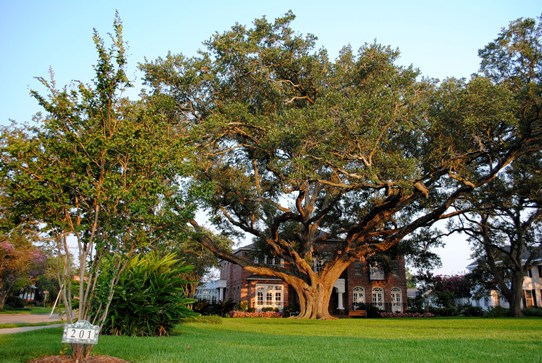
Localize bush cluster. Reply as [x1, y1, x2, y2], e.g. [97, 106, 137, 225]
[228, 311, 282, 318]
[97, 252, 196, 336]
[193, 299, 236, 317]
[380, 312, 434, 318]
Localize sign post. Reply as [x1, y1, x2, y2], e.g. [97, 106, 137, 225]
[62, 320, 100, 345]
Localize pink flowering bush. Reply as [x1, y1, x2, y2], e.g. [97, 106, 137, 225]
[229, 311, 283, 318]
[379, 312, 434, 318]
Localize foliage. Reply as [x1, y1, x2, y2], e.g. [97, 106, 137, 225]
[0, 13, 195, 359]
[159, 229, 233, 298]
[379, 311, 434, 318]
[444, 15, 542, 318]
[98, 251, 197, 336]
[522, 307, 542, 316]
[4, 296, 25, 309]
[428, 307, 459, 316]
[193, 299, 236, 317]
[142, 12, 534, 319]
[229, 310, 282, 318]
[485, 306, 510, 317]
[460, 305, 485, 317]
[0, 228, 46, 310]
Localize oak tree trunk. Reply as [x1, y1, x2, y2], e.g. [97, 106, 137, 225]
[508, 272, 525, 317]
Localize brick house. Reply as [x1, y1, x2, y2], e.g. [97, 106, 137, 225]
[214, 243, 408, 315]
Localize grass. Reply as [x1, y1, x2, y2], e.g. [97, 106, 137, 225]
[0, 321, 61, 329]
[0, 307, 56, 315]
[0, 317, 541, 363]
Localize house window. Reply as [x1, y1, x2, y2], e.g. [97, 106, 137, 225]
[255, 284, 284, 310]
[370, 264, 385, 280]
[372, 287, 384, 310]
[314, 259, 325, 273]
[353, 261, 363, 276]
[391, 287, 402, 313]
[352, 286, 365, 309]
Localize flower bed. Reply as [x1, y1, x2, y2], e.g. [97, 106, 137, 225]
[379, 312, 434, 318]
[228, 311, 283, 318]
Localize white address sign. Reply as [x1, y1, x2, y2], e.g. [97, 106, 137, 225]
[62, 320, 100, 345]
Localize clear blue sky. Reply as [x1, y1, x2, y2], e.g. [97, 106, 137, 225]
[1, 0, 540, 274]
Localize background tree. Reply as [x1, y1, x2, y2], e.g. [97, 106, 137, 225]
[431, 274, 472, 309]
[142, 13, 534, 319]
[445, 15, 542, 317]
[0, 14, 195, 360]
[449, 152, 541, 317]
[0, 227, 45, 309]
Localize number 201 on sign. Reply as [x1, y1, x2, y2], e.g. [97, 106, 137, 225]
[62, 322, 99, 345]
[69, 328, 95, 340]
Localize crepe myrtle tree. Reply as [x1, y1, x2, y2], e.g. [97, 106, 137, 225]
[0, 14, 195, 360]
[141, 12, 539, 319]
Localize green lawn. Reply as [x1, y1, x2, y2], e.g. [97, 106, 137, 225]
[1, 317, 541, 363]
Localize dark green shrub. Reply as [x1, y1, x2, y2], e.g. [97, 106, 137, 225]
[461, 306, 485, 317]
[99, 252, 197, 336]
[428, 307, 459, 316]
[5, 296, 25, 309]
[192, 299, 235, 316]
[522, 307, 542, 316]
[283, 304, 300, 317]
[486, 306, 509, 317]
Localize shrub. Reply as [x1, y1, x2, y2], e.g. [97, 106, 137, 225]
[461, 306, 485, 317]
[354, 303, 382, 318]
[522, 307, 542, 317]
[5, 296, 25, 309]
[380, 312, 434, 318]
[98, 252, 197, 336]
[283, 304, 300, 317]
[229, 311, 282, 318]
[485, 306, 509, 317]
[193, 299, 236, 316]
[428, 307, 459, 316]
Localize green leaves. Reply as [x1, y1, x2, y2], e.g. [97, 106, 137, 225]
[98, 252, 196, 336]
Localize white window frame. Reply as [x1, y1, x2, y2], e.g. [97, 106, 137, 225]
[352, 286, 365, 309]
[391, 287, 402, 313]
[372, 287, 384, 310]
[255, 284, 284, 311]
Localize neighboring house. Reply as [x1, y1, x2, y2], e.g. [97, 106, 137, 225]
[466, 252, 542, 310]
[207, 242, 407, 315]
[194, 279, 225, 304]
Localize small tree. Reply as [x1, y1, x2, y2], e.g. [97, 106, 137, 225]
[0, 227, 45, 310]
[0, 14, 194, 360]
[431, 274, 472, 308]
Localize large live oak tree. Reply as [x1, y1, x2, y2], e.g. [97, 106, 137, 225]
[141, 12, 539, 319]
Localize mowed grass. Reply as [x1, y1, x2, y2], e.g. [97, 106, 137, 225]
[1, 317, 541, 363]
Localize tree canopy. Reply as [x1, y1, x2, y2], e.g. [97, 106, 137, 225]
[141, 12, 539, 319]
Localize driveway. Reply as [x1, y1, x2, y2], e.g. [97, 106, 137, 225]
[0, 313, 63, 334]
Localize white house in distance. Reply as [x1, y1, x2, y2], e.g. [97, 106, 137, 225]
[466, 251, 542, 310]
[195, 279, 226, 304]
